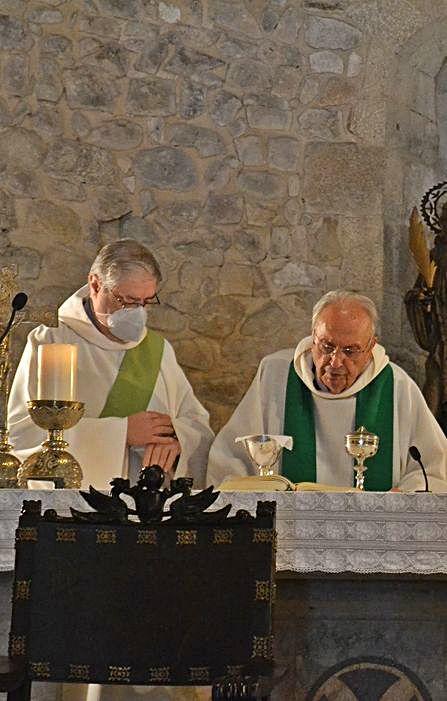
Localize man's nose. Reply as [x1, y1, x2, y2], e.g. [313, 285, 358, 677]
[329, 348, 345, 367]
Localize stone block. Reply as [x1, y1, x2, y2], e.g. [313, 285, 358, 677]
[158, 200, 201, 229]
[268, 137, 299, 171]
[40, 33, 73, 60]
[303, 143, 383, 215]
[298, 108, 343, 140]
[190, 295, 244, 338]
[0, 189, 16, 231]
[284, 198, 301, 224]
[87, 119, 143, 151]
[227, 59, 272, 92]
[26, 7, 63, 23]
[90, 186, 131, 221]
[238, 170, 287, 201]
[245, 202, 277, 225]
[271, 226, 291, 258]
[272, 66, 302, 98]
[135, 35, 170, 74]
[0, 14, 29, 49]
[271, 7, 303, 44]
[179, 81, 205, 120]
[313, 76, 357, 106]
[273, 261, 324, 289]
[305, 16, 361, 50]
[209, 90, 242, 126]
[205, 193, 243, 224]
[31, 105, 63, 139]
[44, 139, 117, 185]
[219, 264, 254, 295]
[347, 51, 362, 77]
[305, 215, 341, 263]
[246, 94, 291, 130]
[204, 159, 231, 191]
[310, 50, 343, 74]
[71, 111, 90, 139]
[167, 124, 225, 157]
[3, 54, 30, 96]
[0, 169, 40, 198]
[240, 301, 289, 337]
[175, 241, 224, 267]
[127, 77, 176, 116]
[235, 136, 264, 166]
[25, 200, 82, 249]
[208, 0, 260, 36]
[174, 338, 214, 372]
[0, 128, 46, 171]
[1, 245, 40, 278]
[134, 147, 197, 191]
[230, 228, 269, 264]
[83, 42, 130, 78]
[64, 66, 119, 112]
[95, 0, 140, 18]
[79, 15, 123, 39]
[45, 177, 86, 201]
[165, 46, 224, 86]
[119, 214, 160, 247]
[36, 58, 63, 102]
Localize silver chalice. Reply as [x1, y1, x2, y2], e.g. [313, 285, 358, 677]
[242, 434, 285, 477]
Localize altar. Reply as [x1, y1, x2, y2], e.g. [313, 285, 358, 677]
[0, 489, 446, 700]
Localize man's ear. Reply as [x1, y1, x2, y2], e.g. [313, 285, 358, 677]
[88, 273, 101, 296]
[370, 335, 377, 350]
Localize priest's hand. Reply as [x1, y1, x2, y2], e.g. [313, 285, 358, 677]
[143, 440, 181, 475]
[127, 411, 175, 446]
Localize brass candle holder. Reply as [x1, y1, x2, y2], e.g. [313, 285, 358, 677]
[17, 400, 84, 488]
[0, 336, 20, 487]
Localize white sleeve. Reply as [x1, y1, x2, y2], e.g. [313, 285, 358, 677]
[395, 368, 447, 492]
[156, 342, 214, 489]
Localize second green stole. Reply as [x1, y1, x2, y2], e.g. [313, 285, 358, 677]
[100, 329, 165, 418]
[282, 363, 394, 491]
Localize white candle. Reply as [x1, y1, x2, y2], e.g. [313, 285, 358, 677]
[37, 344, 78, 400]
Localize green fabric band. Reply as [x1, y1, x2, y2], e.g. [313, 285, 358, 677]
[100, 329, 165, 418]
[282, 361, 394, 491]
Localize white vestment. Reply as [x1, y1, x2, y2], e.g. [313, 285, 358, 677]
[207, 337, 447, 492]
[9, 285, 214, 489]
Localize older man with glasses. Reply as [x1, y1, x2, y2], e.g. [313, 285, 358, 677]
[208, 290, 447, 492]
[9, 238, 213, 488]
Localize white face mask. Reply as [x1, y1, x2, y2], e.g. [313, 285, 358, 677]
[100, 306, 147, 342]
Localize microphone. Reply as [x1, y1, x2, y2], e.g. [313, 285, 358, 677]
[409, 445, 430, 492]
[0, 292, 28, 345]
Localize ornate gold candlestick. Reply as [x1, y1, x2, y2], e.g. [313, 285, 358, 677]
[345, 425, 379, 491]
[0, 335, 21, 487]
[17, 400, 84, 488]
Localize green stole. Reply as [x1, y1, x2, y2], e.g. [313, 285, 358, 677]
[100, 330, 165, 418]
[282, 363, 394, 491]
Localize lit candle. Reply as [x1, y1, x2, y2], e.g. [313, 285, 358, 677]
[37, 344, 78, 401]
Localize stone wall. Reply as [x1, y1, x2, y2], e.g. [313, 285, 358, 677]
[2, 0, 447, 429]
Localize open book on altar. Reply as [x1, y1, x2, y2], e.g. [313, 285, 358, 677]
[219, 474, 361, 492]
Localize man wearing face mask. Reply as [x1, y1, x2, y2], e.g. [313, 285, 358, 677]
[8, 239, 214, 488]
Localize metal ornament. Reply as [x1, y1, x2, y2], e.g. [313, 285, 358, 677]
[345, 426, 379, 490]
[17, 400, 84, 488]
[241, 435, 284, 477]
[421, 181, 447, 233]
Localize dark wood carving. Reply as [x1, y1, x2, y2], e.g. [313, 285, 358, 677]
[6, 477, 278, 699]
[405, 183, 447, 433]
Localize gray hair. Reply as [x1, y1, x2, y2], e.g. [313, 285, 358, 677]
[311, 290, 378, 334]
[89, 238, 162, 289]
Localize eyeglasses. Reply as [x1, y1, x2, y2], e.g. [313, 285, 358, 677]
[313, 336, 373, 359]
[109, 289, 160, 309]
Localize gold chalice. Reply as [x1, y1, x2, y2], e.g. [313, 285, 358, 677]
[345, 426, 379, 490]
[17, 400, 84, 488]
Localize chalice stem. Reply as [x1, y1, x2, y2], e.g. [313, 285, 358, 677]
[354, 460, 367, 490]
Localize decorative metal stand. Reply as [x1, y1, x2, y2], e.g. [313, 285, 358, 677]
[345, 426, 379, 490]
[17, 400, 84, 488]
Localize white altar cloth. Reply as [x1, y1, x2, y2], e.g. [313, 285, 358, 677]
[1, 489, 447, 575]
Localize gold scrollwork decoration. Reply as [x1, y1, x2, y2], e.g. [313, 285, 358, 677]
[251, 635, 274, 660]
[189, 666, 210, 682]
[56, 528, 77, 543]
[15, 579, 31, 600]
[30, 662, 51, 678]
[149, 666, 170, 683]
[69, 664, 90, 681]
[213, 528, 233, 544]
[108, 665, 131, 682]
[255, 580, 271, 602]
[176, 529, 197, 545]
[17, 527, 37, 542]
[252, 528, 276, 545]
[10, 634, 26, 656]
[96, 529, 117, 544]
[137, 530, 157, 545]
[226, 664, 244, 676]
